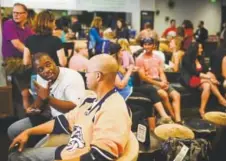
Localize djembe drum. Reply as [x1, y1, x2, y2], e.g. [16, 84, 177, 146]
[204, 111, 226, 161]
[154, 124, 195, 141]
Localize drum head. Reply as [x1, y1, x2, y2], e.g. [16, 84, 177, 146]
[204, 112, 226, 126]
[154, 124, 194, 141]
[184, 118, 216, 133]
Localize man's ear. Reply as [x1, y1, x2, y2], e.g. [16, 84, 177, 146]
[96, 72, 102, 81]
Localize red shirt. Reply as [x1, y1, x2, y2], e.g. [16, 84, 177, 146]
[162, 27, 177, 37]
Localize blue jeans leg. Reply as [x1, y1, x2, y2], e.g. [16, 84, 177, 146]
[8, 147, 56, 161]
[7, 117, 33, 140]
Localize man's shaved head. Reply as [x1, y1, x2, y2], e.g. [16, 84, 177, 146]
[86, 54, 119, 91]
[89, 54, 119, 74]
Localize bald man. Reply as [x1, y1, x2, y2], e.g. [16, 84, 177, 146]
[8, 54, 131, 161]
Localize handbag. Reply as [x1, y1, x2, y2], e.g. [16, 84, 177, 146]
[189, 76, 201, 88]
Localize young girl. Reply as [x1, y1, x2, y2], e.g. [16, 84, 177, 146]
[117, 38, 135, 69]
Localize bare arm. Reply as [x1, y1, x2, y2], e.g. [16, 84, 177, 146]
[57, 48, 67, 67]
[34, 80, 76, 113]
[9, 120, 55, 152]
[159, 65, 168, 82]
[115, 67, 133, 89]
[23, 47, 31, 65]
[138, 67, 161, 86]
[11, 39, 25, 53]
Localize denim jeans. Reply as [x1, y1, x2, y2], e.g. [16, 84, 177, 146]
[8, 147, 56, 161]
[8, 117, 47, 147]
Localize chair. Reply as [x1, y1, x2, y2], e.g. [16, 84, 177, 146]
[62, 42, 75, 67]
[55, 132, 139, 161]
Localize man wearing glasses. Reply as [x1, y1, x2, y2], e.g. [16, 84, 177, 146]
[2, 3, 34, 117]
[2, 3, 33, 59]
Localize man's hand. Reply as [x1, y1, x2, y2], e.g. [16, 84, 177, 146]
[33, 81, 50, 100]
[25, 107, 41, 115]
[158, 81, 169, 90]
[9, 130, 30, 152]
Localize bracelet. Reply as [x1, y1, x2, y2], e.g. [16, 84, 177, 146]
[42, 96, 50, 105]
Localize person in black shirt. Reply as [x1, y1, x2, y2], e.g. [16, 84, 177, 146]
[71, 15, 82, 39]
[194, 21, 208, 47]
[115, 18, 130, 42]
[23, 10, 67, 67]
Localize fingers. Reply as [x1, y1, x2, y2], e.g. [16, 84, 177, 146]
[9, 141, 16, 150]
[33, 80, 40, 89]
[18, 142, 24, 152]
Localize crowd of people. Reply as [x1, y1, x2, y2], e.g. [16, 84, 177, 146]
[1, 2, 226, 161]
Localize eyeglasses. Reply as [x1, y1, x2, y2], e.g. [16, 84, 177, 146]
[13, 12, 26, 15]
[85, 71, 102, 75]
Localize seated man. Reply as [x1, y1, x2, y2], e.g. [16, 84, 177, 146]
[8, 53, 85, 145]
[8, 54, 131, 161]
[136, 38, 182, 123]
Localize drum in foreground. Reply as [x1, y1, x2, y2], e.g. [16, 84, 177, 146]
[154, 124, 195, 141]
[204, 111, 226, 126]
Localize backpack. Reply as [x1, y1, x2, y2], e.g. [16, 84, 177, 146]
[161, 138, 211, 161]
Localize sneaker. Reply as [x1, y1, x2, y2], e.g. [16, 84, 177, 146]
[175, 120, 185, 125]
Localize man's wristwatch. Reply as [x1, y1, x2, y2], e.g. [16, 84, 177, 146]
[42, 96, 50, 105]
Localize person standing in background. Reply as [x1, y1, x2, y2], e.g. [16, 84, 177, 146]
[194, 21, 208, 48]
[136, 22, 159, 43]
[162, 19, 177, 38]
[2, 3, 33, 59]
[182, 20, 194, 51]
[2, 3, 33, 114]
[71, 15, 82, 39]
[88, 16, 104, 57]
[115, 18, 130, 42]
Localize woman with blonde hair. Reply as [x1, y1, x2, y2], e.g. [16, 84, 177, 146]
[117, 38, 134, 69]
[88, 16, 104, 57]
[23, 10, 67, 67]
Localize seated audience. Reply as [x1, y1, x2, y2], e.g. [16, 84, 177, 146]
[8, 53, 85, 146]
[117, 38, 135, 69]
[136, 38, 182, 123]
[181, 42, 226, 118]
[69, 45, 89, 72]
[115, 64, 134, 100]
[162, 19, 177, 38]
[111, 44, 172, 130]
[169, 27, 185, 72]
[8, 54, 131, 161]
